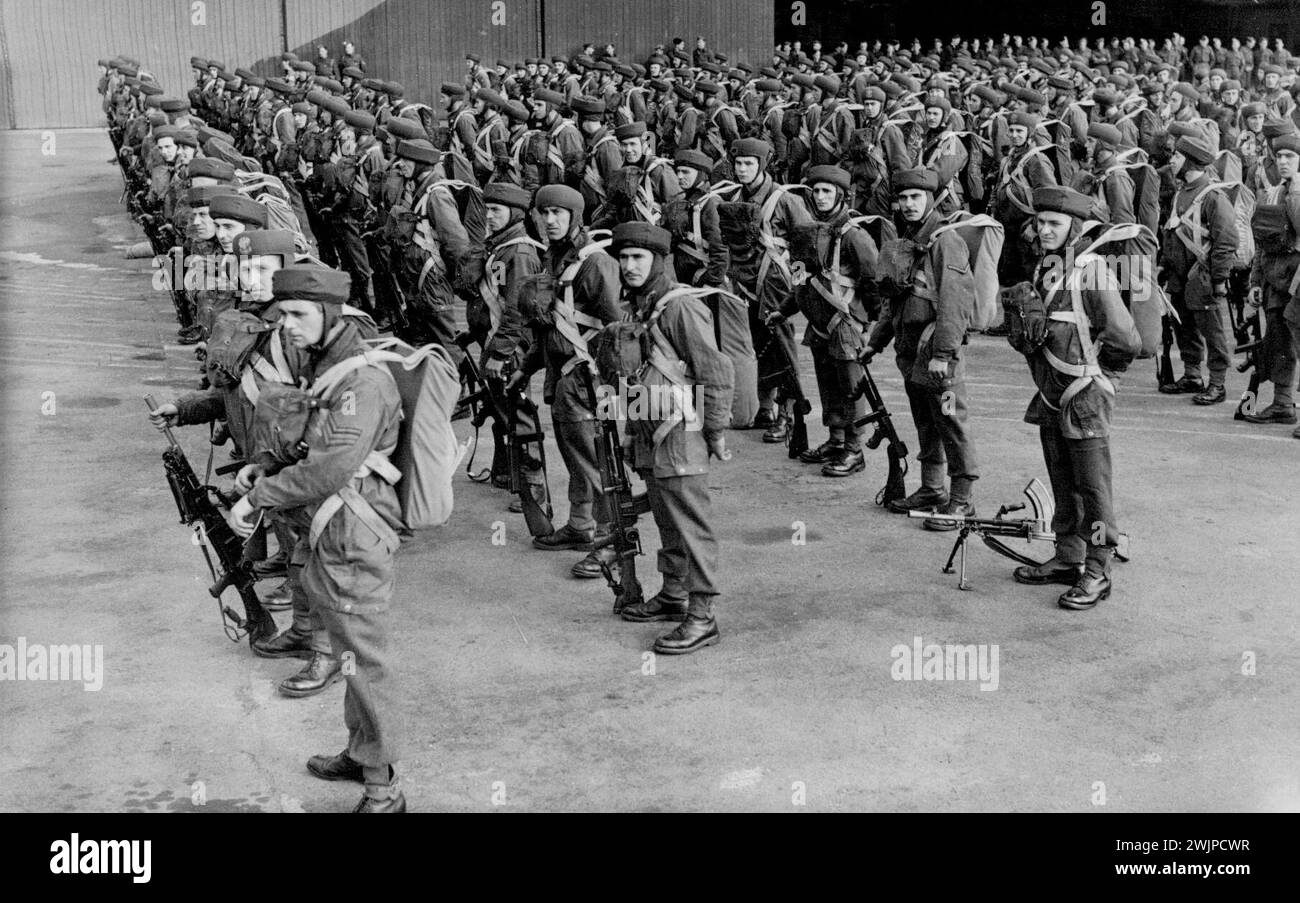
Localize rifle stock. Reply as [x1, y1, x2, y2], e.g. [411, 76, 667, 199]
[853, 361, 909, 506]
[1229, 297, 1263, 421]
[1157, 314, 1175, 388]
[144, 396, 277, 645]
[767, 326, 811, 459]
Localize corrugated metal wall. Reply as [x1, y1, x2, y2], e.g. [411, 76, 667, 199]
[0, 0, 283, 129]
[0, 0, 773, 129]
[545, 0, 772, 70]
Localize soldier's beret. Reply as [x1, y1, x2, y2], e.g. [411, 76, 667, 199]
[1240, 102, 1266, 119]
[315, 77, 344, 94]
[921, 55, 941, 70]
[483, 182, 533, 210]
[673, 67, 692, 79]
[190, 56, 207, 69]
[925, 96, 951, 114]
[395, 138, 440, 165]
[1019, 88, 1046, 107]
[152, 125, 180, 141]
[814, 74, 841, 94]
[552, 55, 566, 64]
[1209, 67, 1226, 79]
[219, 69, 237, 82]
[235, 67, 255, 81]
[1141, 81, 1163, 98]
[273, 265, 350, 306]
[306, 89, 332, 107]
[955, 60, 978, 76]
[859, 85, 886, 103]
[234, 229, 296, 259]
[614, 122, 647, 139]
[160, 97, 190, 113]
[173, 130, 199, 148]
[246, 76, 266, 88]
[291, 101, 313, 115]
[891, 167, 938, 193]
[1262, 63, 1283, 76]
[1087, 123, 1121, 147]
[343, 110, 376, 132]
[791, 73, 816, 89]
[892, 74, 920, 93]
[611, 222, 671, 256]
[1174, 135, 1216, 165]
[502, 101, 529, 122]
[466, 52, 481, 63]
[144, 110, 168, 127]
[360, 77, 385, 91]
[880, 81, 904, 99]
[1032, 186, 1092, 219]
[760, 66, 779, 78]
[140, 83, 164, 97]
[1007, 111, 1038, 129]
[971, 85, 1002, 105]
[1166, 121, 1200, 139]
[574, 54, 595, 69]
[804, 164, 850, 191]
[614, 64, 636, 79]
[210, 194, 269, 227]
[1273, 135, 1300, 156]
[571, 95, 606, 116]
[495, 58, 509, 69]
[1222, 79, 1241, 93]
[729, 137, 771, 162]
[1047, 75, 1073, 91]
[1172, 83, 1200, 103]
[699, 61, 723, 75]
[478, 88, 507, 109]
[646, 79, 670, 93]
[774, 50, 790, 63]
[281, 52, 299, 62]
[1261, 119, 1298, 140]
[673, 149, 714, 174]
[440, 82, 466, 97]
[207, 60, 225, 70]
[647, 54, 668, 66]
[756, 78, 782, 94]
[591, 60, 613, 73]
[291, 60, 315, 73]
[384, 81, 405, 97]
[1070, 61, 1093, 78]
[697, 80, 721, 95]
[533, 87, 567, 107]
[385, 117, 424, 139]
[672, 83, 695, 101]
[1030, 58, 1055, 75]
[342, 66, 364, 80]
[264, 78, 294, 95]
[195, 124, 234, 145]
[1091, 87, 1120, 106]
[187, 183, 238, 207]
[533, 184, 584, 219]
[321, 97, 351, 116]
[525, 57, 540, 66]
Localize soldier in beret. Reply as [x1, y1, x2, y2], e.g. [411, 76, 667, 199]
[591, 121, 681, 228]
[1005, 186, 1141, 609]
[601, 223, 733, 654]
[864, 167, 981, 524]
[993, 111, 1058, 290]
[846, 84, 912, 217]
[231, 264, 406, 812]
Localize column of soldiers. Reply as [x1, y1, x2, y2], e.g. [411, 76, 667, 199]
[102, 29, 1300, 807]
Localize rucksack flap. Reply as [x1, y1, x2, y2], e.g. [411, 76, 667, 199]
[1074, 221, 1165, 358]
[206, 309, 273, 388]
[716, 200, 763, 246]
[250, 382, 320, 468]
[929, 212, 1005, 331]
[362, 338, 462, 530]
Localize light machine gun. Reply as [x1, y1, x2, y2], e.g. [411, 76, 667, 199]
[910, 479, 1055, 591]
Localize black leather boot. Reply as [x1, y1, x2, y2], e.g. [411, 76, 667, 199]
[1014, 557, 1085, 586]
[571, 546, 615, 579]
[531, 524, 595, 551]
[923, 499, 975, 531]
[307, 750, 365, 783]
[762, 413, 790, 443]
[252, 627, 312, 660]
[798, 439, 845, 464]
[620, 593, 689, 622]
[821, 446, 865, 477]
[1158, 375, 1204, 395]
[278, 652, 343, 697]
[1192, 384, 1226, 405]
[653, 596, 720, 654]
[1059, 551, 1114, 610]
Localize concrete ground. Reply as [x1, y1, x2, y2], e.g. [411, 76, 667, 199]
[1, 129, 1297, 813]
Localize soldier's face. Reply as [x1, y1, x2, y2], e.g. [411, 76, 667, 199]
[1221, 89, 1238, 105]
[1265, 74, 1279, 89]
[177, 145, 195, 165]
[897, 189, 929, 221]
[863, 99, 882, 118]
[394, 158, 415, 178]
[1246, 114, 1264, 132]
[240, 255, 282, 301]
[1035, 212, 1071, 250]
[732, 156, 760, 184]
[619, 137, 644, 164]
[925, 107, 945, 129]
[294, 112, 308, 128]
[539, 206, 571, 240]
[675, 166, 698, 189]
[485, 203, 511, 234]
[1277, 150, 1300, 179]
[619, 248, 654, 287]
[1009, 125, 1029, 147]
[278, 300, 326, 348]
[157, 137, 178, 162]
[215, 219, 246, 253]
[190, 206, 216, 240]
[811, 184, 839, 212]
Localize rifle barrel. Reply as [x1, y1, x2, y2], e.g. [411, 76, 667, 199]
[143, 394, 180, 448]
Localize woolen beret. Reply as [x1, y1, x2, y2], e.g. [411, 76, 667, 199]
[1261, 120, 1297, 139]
[534, 88, 566, 107]
[384, 81, 405, 97]
[186, 184, 238, 207]
[1032, 186, 1092, 219]
[1172, 83, 1200, 103]
[152, 125, 180, 141]
[235, 68, 255, 81]
[209, 194, 269, 227]
[342, 66, 364, 79]
[972, 85, 1002, 105]
[316, 77, 344, 94]
[385, 117, 424, 140]
[343, 110, 376, 131]
[1175, 135, 1216, 165]
[321, 97, 350, 116]
[160, 97, 189, 112]
[533, 184, 584, 218]
[892, 167, 939, 193]
[233, 229, 297, 259]
[173, 130, 199, 148]
[571, 95, 606, 116]
[673, 149, 714, 173]
[697, 80, 721, 95]
[791, 73, 816, 89]
[272, 264, 350, 306]
[483, 182, 533, 210]
[614, 122, 647, 139]
[395, 138, 440, 164]
[804, 164, 850, 191]
[1270, 134, 1300, 156]
[861, 85, 887, 103]
[139, 83, 164, 97]
[729, 137, 771, 161]
[925, 96, 951, 114]
[187, 158, 236, 182]
[814, 74, 840, 94]
[440, 82, 466, 97]
[306, 89, 332, 107]
[264, 78, 294, 95]
[291, 101, 313, 115]
[1008, 111, 1039, 129]
[1087, 123, 1122, 147]
[610, 222, 672, 256]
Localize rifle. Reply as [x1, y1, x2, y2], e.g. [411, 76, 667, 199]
[767, 329, 811, 459]
[1157, 313, 1176, 388]
[453, 335, 555, 537]
[582, 367, 652, 614]
[1228, 283, 1264, 421]
[909, 479, 1055, 591]
[852, 360, 909, 506]
[144, 395, 277, 645]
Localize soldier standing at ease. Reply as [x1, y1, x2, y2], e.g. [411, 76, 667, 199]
[231, 264, 406, 813]
[864, 168, 980, 525]
[1005, 187, 1142, 609]
[602, 223, 734, 655]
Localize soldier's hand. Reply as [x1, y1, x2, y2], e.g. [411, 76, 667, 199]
[148, 403, 179, 431]
[764, 310, 785, 327]
[707, 433, 730, 461]
[484, 356, 506, 379]
[229, 495, 258, 539]
[1247, 286, 1263, 309]
[927, 357, 950, 376]
[233, 463, 264, 495]
[860, 347, 877, 365]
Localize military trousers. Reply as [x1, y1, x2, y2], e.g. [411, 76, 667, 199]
[1039, 419, 1117, 576]
[638, 469, 720, 602]
[810, 340, 867, 445]
[1261, 299, 1298, 406]
[1169, 290, 1233, 384]
[901, 372, 980, 488]
[552, 418, 612, 534]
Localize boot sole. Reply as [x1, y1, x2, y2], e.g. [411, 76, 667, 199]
[252, 645, 313, 660]
[1058, 584, 1112, 610]
[653, 632, 720, 654]
[1013, 571, 1084, 586]
[307, 761, 364, 783]
[821, 462, 865, 477]
[621, 610, 688, 623]
[278, 671, 344, 697]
